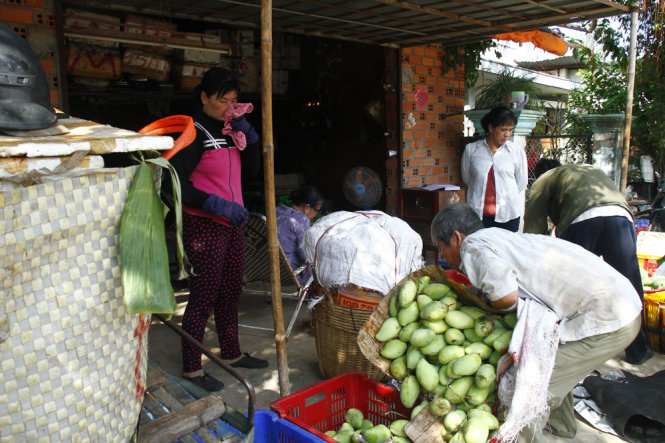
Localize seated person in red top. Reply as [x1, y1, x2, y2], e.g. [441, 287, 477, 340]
[275, 185, 323, 284]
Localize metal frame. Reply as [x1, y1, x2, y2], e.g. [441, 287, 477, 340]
[153, 314, 257, 432]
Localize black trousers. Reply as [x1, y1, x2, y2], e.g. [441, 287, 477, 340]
[559, 215, 650, 363]
[482, 215, 521, 232]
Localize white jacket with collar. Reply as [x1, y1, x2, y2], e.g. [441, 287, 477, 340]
[461, 138, 528, 223]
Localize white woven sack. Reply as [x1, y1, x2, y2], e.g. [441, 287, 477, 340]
[0, 167, 148, 442]
[303, 210, 423, 295]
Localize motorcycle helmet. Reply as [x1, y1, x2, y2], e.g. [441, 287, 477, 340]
[0, 24, 57, 130]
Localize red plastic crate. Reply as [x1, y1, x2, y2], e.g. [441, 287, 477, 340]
[270, 372, 411, 442]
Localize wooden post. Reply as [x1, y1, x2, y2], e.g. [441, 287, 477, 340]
[620, 1, 639, 192]
[261, 0, 290, 397]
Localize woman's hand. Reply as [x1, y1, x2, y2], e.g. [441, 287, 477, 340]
[202, 194, 248, 226]
[230, 116, 259, 145]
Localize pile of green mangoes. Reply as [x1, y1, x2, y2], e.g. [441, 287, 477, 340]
[375, 276, 517, 442]
[323, 408, 413, 443]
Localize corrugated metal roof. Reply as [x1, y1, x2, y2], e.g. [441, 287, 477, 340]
[62, 0, 628, 47]
[516, 55, 582, 69]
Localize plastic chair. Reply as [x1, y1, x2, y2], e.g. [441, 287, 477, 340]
[242, 213, 313, 338]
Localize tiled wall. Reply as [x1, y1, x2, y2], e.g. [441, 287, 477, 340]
[2, 0, 63, 110]
[399, 45, 465, 189]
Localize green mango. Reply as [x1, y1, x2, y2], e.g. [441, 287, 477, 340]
[463, 417, 490, 443]
[405, 345, 423, 370]
[389, 419, 409, 437]
[468, 409, 499, 430]
[503, 311, 518, 329]
[429, 396, 452, 417]
[463, 327, 484, 343]
[475, 363, 496, 389]
[464, 342, 493, 360]
[417, 275, 431, 292]
[444, 376, 474, 404]
[398, 301, 420, 326]
[345, 408, 364, 430]
[410, 328, 436, 347]
[375, 317, 401, 342]
[411, 399, 429, 419]
[467, 383, 490, 406]
[398, 280, 418, 308]
[389, 293, 399, 318]
[422, 282, 451, 300]
[420, 334, 445, 356]
[474, 315, 495, 338]
[445, 310, 475, 329]
[438, 345, 465, 365]
[416, 358, 439, 392]
[380, 339, 407, 359]
[444, 328, 465, 345]
[417, 294, 434, 310]
[390, 355, 407, 380]
[362, 424, 391, 443]
[398, 321, 421, 342]
[492, 330, 513, 353]
[452, 354, 482, 377]
[420, 300, 448, 321]
[400, 375, 420, 408]
[443, 409, 467, 433]
[459, 305, 487, 320]
[422, 319, 449, 334]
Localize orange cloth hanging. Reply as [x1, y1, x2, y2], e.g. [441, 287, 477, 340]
[492, 29, 568, 56]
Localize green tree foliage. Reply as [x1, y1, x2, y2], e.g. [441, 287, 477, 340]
[441, 41, 498, 88]
[568, 0, 665, 174]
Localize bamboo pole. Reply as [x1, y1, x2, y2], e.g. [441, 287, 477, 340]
[620, 1, 639, 192]
[261, 0, 290, 397]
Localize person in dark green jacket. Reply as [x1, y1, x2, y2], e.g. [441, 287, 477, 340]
[524, 160, 652, 365]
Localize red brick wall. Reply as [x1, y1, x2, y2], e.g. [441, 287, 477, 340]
[400, 45, 465, 190]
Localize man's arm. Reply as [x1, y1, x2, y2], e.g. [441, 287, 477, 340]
[491, 289, 518, 311]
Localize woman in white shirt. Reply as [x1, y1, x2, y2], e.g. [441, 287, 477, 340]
[462, 105, 527, 232]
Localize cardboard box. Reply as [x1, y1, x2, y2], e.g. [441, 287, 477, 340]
[67, 43, 121, 79]
[125, 14, 177, 37]
[176, 33, 222, 64]
[122, 49, 172, 81]
[173, 62, 216, 91]
[64, 9, 121, 48]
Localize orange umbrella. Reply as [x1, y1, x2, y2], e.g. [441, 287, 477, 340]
[492, 28, 568, 56]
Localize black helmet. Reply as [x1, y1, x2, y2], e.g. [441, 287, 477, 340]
[0, 24, 57, 130]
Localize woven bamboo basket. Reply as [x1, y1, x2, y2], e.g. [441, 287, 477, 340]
[312, 287, 388, 382]
[0, 167, 148, 442]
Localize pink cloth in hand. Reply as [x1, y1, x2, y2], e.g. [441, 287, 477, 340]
[222, 103, 254, 150]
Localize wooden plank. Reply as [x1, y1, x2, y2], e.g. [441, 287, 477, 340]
[142, 394, 169, 419]
[139, 395, 226, 443]
[404, 407, 445, 443]
[146, 367, 168, 392]
[152, 387, 186, 412]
